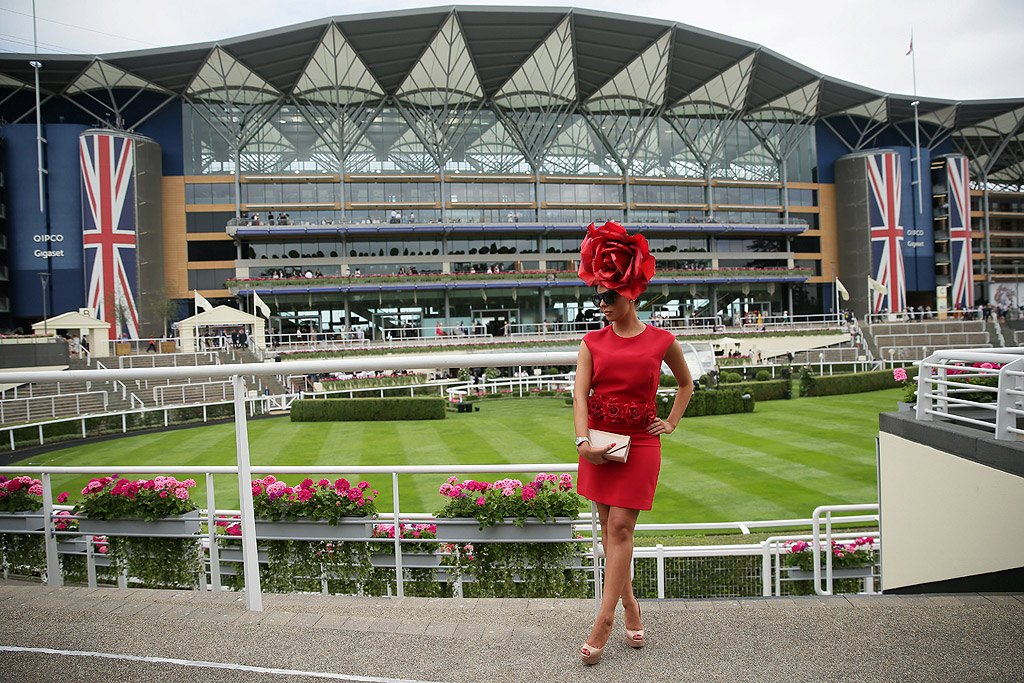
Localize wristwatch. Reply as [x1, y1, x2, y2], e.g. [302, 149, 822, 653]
[575, 437, 589, 449]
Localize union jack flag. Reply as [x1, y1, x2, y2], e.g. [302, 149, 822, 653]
[867, 152, 906, 314]
[81, 133, 139, 340]
[948, 156, 974, 308]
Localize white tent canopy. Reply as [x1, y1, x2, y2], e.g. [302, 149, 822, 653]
[176, 305, 266, 352]
[31, 310, 112, 358]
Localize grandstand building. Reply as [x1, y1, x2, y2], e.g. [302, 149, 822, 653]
[0, 7, 1022, 339]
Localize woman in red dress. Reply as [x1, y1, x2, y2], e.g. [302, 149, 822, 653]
[573, 221, 694, 665]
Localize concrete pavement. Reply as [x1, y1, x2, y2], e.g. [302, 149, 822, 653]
[0, 583, 1022, 682]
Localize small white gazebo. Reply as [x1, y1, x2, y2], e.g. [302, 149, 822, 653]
[177, 305, 266, 352]
[31, 310, 112, 358]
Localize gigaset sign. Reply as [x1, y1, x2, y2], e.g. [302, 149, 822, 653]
[33, 233, 65, 259]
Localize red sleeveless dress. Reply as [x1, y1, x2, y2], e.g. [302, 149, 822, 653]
[577, 324, 676, 510]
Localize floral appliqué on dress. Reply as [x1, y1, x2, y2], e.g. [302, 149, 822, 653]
[588, 394, 657, 425]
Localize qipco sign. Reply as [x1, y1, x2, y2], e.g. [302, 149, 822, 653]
[33, 233, 65, 259]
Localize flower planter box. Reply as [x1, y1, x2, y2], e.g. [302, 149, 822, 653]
[0, 511, 45, 533]
[785, 566, 874, 580]
[435, 517, 576, 543]
[78, 510, 201, 537]
[215, 546, 269, 564]
[253, 516, 373, 541]
[370, 552, 443, 569]
[57, 537, 87, 554]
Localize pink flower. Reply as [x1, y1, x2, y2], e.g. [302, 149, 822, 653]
[98, 545, 108, 554]
[28, 484, 43, 496]
[252, 483, 263, 496]
[357, 482, 369, 489]
[300, 478, 314, 489]
[476, 497, 486, 506]
[501, 488, 514, 497]
[893, 368, 908, 382]
[175, 488, 189, 500]
[296, 488, 314, 502]
[521, 487, 537, 501]
[159, 491, 167, 498]
[317, 479, 331, 488]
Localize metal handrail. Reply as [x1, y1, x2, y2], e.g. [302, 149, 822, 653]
[915, 347, 1024, 440]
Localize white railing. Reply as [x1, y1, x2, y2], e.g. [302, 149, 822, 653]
[0, 396, 260, 451]
[1, 380, 92, 400]
[446, 373, 574, 401]
[737, 313, 844, 332]
[154, 381, 233, 406]
[0, 390, 109, 424]
[915, 347, 1024, 440]
[0, 460, 877, 603]
[0, 352, 881, 608]
[0, 350, 579, 611]
[303, 379, 461, 400]
[119, 351, 221, 369]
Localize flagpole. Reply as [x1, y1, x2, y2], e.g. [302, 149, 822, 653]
[909, 30, 923, 213]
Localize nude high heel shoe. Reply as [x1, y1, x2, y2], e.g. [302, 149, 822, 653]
[625, 603, 645, 648]
[580, 642, 604, 664]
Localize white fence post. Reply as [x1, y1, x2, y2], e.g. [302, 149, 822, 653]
[206, 472, 221, 592]
[41, 473, 62, 587]
[392, 472, 404, 599]
[232, 374, 262, 611]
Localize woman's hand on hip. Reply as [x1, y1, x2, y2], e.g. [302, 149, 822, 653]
[645, 418, 675, 436]
[578, 442, 614, 465]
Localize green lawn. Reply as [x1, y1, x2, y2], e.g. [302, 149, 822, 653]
[15, 389, 901, 525]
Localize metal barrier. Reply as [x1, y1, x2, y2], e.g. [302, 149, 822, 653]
[119, 351, 221, 369]
[0, 351, 885, 608]
[915, 347, 1024, 440]
[0, 390, 109, 424]
[154, 381, 232, 406]
[0, 477, 878, 602]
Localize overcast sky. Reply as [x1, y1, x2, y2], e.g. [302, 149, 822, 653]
[1, 0, 1020, 101]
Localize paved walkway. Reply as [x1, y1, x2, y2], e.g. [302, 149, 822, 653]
[1, 583, 1022, 682]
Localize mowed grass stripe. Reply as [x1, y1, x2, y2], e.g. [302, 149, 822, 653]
[12, 393, 899, 521]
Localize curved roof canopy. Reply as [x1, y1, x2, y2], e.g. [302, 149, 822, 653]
[1, 6, 1021, 180]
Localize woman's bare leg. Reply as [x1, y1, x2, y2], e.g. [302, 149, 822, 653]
[596, 503, 643, 631]
[585, 504, 640, 648]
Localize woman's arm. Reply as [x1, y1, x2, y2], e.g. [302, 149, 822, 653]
[645, 340, 694, 436]
[574, 341, 615, 465]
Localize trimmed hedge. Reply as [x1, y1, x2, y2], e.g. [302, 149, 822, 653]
[290, 398, 445, 422]
[678, 388, 755, 417]
[799, 367, 919, 397]
[731, 380, 789, 402]
[659, 375, 787, 403]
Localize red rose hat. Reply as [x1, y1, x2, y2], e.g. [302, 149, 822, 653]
[577, 221, 656, 300]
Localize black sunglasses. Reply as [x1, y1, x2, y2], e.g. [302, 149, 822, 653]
[590, 290, 619, 307]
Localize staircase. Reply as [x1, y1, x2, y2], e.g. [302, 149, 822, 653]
[219, 347, 289, 396]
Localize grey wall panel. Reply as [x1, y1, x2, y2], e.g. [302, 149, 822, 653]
[835, 152, 875, 319]
[134, 137, 165, 339]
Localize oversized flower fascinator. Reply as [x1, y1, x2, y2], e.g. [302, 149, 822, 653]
[577, 221, 656, 300]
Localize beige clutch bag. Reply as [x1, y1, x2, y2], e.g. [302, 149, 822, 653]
[589, 429, 631, 463]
